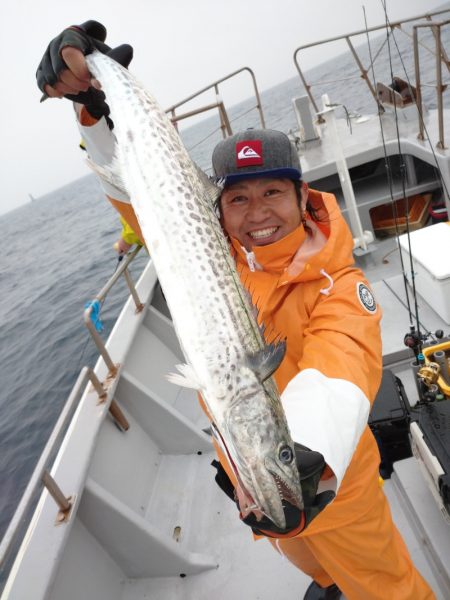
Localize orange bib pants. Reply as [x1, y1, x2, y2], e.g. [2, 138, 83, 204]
[271, 485, 435, 599]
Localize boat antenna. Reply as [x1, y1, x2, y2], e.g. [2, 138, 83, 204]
[363, 2, 423, 358]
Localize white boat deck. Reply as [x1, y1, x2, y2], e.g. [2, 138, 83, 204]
[3, 97, 450, 595]
[2, 253, 449, 600]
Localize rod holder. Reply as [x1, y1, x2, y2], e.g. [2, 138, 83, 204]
[434, 350, 450, 385]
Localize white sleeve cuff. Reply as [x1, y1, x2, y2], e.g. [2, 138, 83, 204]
[281, 368, 370, 491]
[77, 115, 130, 203]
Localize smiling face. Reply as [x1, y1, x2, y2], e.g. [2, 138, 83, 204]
[220, 178, 304, 251]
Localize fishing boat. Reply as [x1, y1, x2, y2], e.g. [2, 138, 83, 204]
[1, 8, 450, 599]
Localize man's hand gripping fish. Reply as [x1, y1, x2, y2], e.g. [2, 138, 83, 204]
[85, 51, 303, 528]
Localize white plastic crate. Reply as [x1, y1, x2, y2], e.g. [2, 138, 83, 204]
[398, 222, 450, 324]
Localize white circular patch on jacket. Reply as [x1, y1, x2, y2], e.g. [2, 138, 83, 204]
[356, 282, 377, 313]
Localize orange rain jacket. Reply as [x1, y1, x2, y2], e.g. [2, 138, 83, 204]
[78, 110, 383, 536]
[77, 112, 435, 598]
[222, 189, 383, 537]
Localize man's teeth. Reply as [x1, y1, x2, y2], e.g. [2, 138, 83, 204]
[249, 227, 278, 240]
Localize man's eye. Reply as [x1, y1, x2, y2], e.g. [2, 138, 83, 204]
[264, 189, 281, 197]
[230, 195, 246, 204]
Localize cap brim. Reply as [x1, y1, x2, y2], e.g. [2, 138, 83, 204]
[217, 168, 302, 186]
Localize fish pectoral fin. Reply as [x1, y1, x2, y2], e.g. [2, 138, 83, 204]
[166, 363, 201, 390]
[85, 156, 128, 196]
[246, 339, 287, 382]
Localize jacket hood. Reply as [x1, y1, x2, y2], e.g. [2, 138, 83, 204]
[231, 190, 355, 285]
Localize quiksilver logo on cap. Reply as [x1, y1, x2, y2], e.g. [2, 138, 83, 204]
[237, 146, 260, 159]
[236, 140, 263, 167]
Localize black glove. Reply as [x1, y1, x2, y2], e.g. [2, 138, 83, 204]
[36, 20, 133, 129]
[212, 443, 335, 538]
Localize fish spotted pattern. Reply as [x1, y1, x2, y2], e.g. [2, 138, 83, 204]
[86, 50, 303, 528]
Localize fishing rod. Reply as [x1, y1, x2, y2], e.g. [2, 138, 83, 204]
[381, 0, 429, 364]
[363, 5, 450, 531]
[362, 2, 450, 402]
[379, 2, 450, 401]
[363, 4, 423, 358]
[379, 8, 450, 234]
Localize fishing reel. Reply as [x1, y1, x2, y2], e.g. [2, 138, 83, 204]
[416, 359, 447, 404]
[404, 330, 423, 355]
[404, 328, 445, 357]
[406, 326, 449, 403]
[417, 363, 440, 387]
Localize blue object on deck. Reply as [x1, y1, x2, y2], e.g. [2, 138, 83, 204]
[85, 299, 104, 332]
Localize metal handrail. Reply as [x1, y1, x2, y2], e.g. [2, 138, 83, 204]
[0, 246, 144, 575]
[0, 367, 103, 569]
[414, 20, 450, 149]
[165, 67, 266, 136]
[93, 246, 142, 304]
[293, 9, 450, 120]
[84, 246, 144, 374]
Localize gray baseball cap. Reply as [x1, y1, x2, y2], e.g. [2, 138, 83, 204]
[212, 128, 302, 185]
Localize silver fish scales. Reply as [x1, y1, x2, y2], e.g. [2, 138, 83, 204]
[86, 50, 303, 528]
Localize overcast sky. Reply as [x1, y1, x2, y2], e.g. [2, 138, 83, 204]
[1, 0, 446, 215]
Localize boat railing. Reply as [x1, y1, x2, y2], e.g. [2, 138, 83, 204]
[0, 246, 143, 579]
[0, 367, 103, 580]
[84, 245, 144, 376]
[165, 67, 266, 136]
[293, 9, 450, 142]
[414, 20, 450, 149]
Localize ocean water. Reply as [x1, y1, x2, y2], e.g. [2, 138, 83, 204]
[0, 16, 449, 553]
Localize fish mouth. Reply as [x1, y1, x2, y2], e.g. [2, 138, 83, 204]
[235, 461, 303, 530]
[268, 470, 303, 510]
[211, 423, 302, 528]
[239, 470, 302, 509]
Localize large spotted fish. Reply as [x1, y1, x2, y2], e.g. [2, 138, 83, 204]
[85, 50, 302, 528]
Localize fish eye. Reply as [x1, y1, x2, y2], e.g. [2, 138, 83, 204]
[279, 445, 294, 464]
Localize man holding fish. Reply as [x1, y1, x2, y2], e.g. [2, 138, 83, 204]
[36, 21, 435, 600]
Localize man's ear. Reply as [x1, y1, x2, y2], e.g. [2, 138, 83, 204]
[300, 182, 309, 212]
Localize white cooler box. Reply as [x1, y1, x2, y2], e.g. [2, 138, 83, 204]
[398, 222, 450, 324]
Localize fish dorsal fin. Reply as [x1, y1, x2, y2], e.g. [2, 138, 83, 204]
[246, 339, 287, 382]
[166, 363, 201, 390]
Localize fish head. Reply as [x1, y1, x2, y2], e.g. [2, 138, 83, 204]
[220, 378, 303, 529]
